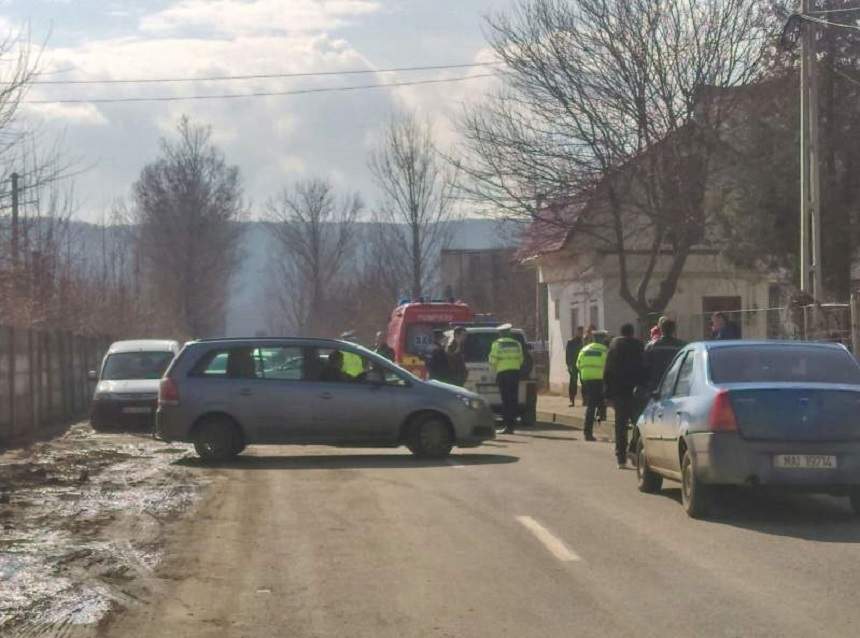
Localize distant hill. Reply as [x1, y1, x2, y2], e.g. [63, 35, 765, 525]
[225, 217, 518, 336]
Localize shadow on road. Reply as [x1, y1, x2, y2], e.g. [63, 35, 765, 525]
[657, 486, 860, 542]
[174, 452, 519, 471]
[519, 434, 579, 442]
[531, 422, 578, 433]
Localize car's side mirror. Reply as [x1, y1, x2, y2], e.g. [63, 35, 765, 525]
[87, 370, 98, 382]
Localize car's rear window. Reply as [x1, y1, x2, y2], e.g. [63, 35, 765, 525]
[709, 346, 860, 385]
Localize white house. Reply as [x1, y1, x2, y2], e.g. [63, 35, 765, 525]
[517, 194, 790, 394]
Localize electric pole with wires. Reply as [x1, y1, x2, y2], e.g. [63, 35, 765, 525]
[782, 2, 826, 301]
[801, 0, 824, 302]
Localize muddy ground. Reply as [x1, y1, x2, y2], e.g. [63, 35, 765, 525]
[0, 423, 207, 637]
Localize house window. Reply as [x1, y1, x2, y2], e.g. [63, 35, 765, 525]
[570, 306, 580, 340]
[554, 297, 560, 321]
[589, 304, 599, 329]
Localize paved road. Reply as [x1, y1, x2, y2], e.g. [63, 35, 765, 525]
[105, 426, 860, 638]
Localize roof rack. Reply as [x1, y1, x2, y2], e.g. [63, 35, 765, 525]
[189, 336, 344, 344]
[450, 321, 503, 328]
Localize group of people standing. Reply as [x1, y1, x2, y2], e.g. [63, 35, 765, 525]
[424, 325, 530, 435]
[424, 327, 469, 387]
[566, 318, 686, 469]
[565, 312, 741, 469]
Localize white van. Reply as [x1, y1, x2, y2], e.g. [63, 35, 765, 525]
[89, 339, 181, 431]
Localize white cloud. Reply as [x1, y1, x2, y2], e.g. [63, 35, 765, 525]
[22, 102, 108, 126]
[18, 0, 496, 221]
[141, 0, 381, 36]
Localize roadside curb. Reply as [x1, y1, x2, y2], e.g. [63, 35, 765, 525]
[536, 410, 584, 430]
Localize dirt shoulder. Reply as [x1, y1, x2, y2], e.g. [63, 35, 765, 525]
[0, 423, 208, 636]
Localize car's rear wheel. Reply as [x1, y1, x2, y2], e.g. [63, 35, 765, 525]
[849, 489, 860, 516]
[681, 448, 711, 519]
[408, 416, 453, 459]
[194, 417, 240, 462]
[636, 438, 663, 494]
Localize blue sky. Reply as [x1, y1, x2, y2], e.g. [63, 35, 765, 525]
[2, 0, 510, 220]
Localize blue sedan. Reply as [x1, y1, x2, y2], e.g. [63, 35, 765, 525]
[634, 341, 860, 518]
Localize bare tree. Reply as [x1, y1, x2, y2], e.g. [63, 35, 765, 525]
[459, 0, 775, 322]
[132, 116, 245, 339]
[369, 111, 458, 299]
[265, 178, 361, 336]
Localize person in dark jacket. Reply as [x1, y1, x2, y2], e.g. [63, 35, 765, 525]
[711, 312, 740, 340]
[320, 350, 350, 383]
[629, 318, 686, 459]
[446, 327, 468, 386]
[374, 331, 395, 361]
[604, 323, 644, 468]
[641, 319, 686, 393]
[426, 330, 451, 382]
[565, 326, 584, 406]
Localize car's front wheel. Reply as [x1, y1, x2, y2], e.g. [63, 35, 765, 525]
[407, 416, 453, 459]
[194, 417, 240, 462]
[636, 438, 663, 494]
[681, 448, 712, 519]
[849, 489, 860, 516]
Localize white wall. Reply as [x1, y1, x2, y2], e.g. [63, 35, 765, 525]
[539, 251, 779, 393]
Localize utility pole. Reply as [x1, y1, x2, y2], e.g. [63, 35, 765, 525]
[10, 171, 19, 272]
[799, 0, 824, 301]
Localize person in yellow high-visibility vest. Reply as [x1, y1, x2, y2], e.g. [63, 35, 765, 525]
[340, 330, 365, 378]
[576, 330, 608, 441]
[489, 324, 524, 434]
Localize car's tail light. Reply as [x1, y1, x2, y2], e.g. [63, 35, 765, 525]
[709, 389, 737, 432]
[159, 377, 180, 406]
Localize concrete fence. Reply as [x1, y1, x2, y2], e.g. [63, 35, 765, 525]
[0, 326, 112, 447]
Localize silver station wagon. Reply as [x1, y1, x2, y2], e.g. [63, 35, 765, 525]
[155, 337, 496, 461]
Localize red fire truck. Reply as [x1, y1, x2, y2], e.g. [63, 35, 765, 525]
[385, 301, 474, 378]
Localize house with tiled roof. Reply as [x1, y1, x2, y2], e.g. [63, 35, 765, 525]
[516, 105, 793, 394]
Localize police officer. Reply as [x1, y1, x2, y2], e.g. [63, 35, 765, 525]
[489, 324, 524, 434]
[576, 330, 608, 442]
[339, 330, 365, 378]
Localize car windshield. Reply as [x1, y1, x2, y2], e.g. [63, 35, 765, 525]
[709, 346, 860, 385]
[101, 351, 174, 381]
[463, 332, 527, 363]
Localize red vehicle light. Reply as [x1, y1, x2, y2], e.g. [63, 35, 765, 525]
[159, 377, 180, 406]
[709, 389, 737, 432]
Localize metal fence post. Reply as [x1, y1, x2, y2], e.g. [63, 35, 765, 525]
[851, 293, 860, 357]
[7, 326, 14, 437]
[27, 329, 35, 433]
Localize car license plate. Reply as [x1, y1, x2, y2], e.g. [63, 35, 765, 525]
[773, 454, 837, 469]
[122, 406, 152, 414]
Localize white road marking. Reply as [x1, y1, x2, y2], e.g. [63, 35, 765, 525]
[445, 458, 466, 469]
[516, 516, 581, 562]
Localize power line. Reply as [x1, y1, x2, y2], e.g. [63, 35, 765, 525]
[23, 73, 497, 105]
[808, 6, 860, 15]
[831, 64, 860, 86]
[801, 14, 860, 32]
[32, 62, 500, 86]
